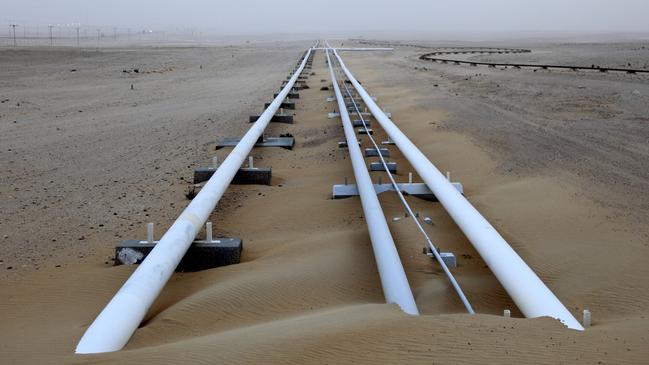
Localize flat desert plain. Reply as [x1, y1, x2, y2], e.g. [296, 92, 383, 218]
[1, 39, 649, 364]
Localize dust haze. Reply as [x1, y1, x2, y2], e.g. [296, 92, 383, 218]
[2, 0, 649, 39]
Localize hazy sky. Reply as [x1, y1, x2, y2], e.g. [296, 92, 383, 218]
[3, 0, 649, 36]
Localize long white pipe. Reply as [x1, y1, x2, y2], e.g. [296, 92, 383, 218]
[332, 49, 583, 330]
[326, 49, 419, 315]
[76, 48, 315, 354]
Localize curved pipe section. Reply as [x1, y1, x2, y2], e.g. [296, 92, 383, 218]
[326, 49, 418, 315]
[332, 49, 583, 331]
[76, 48, 314, 354]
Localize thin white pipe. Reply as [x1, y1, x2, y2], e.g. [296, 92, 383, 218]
[75, 48, 315, 354]
[332, 49, 584, 331]
[336, 62, 473, 314]
[326, 49, 418, 315]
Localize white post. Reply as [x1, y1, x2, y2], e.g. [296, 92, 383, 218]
[248, 156, 254, 169]
[205, 222, 213, 243]
[583, 309, 591, 327]
[212, 156, 219, 169]
[146, 223, 154, 244]
[408, 172, 413, 184]
[504, 309, 511, 317]
[446, 171, 451, 181]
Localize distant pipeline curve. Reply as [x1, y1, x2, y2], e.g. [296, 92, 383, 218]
[358, 40, 648, 74]
[354, 39, 528, 53]
[419, 49, 649, 75]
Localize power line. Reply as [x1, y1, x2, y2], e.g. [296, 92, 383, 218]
[9, 24, 18, 47]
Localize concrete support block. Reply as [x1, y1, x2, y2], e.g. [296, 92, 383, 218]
[338, 140, 361, 148]
[249, 113, 293, 124]
[282, 81, 308, 90]
[274, 92, 299, 99]
[115, 238, 242, 272]
[264, 101, 295, 110]
[365, 147, 390, 157]
[352, 120, 370, 128]
[194, 167, 272, 185]
[370, 161, 397, 173]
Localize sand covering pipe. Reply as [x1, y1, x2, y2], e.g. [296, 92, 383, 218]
[75, 47, 314, 354]
[332, 49, 583, 331]
[326, 49, 419, 315]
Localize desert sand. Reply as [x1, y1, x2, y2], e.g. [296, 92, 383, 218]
[1, 39, 649, 364]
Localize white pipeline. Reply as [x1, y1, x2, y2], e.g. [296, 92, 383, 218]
[326, 49, 418, 315]
[76, 48, 314, 354]
[337, 64, 473, 314]
[332, 49, 583, 330]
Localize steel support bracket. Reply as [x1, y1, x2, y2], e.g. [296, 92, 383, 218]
[332, 182, 464, 201]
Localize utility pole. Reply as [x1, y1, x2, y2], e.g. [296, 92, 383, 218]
[96, 28, 100, 44]
[76, 26, 80, 47]
[10, 24, 18, 47]
[48, 25, 53, 46]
